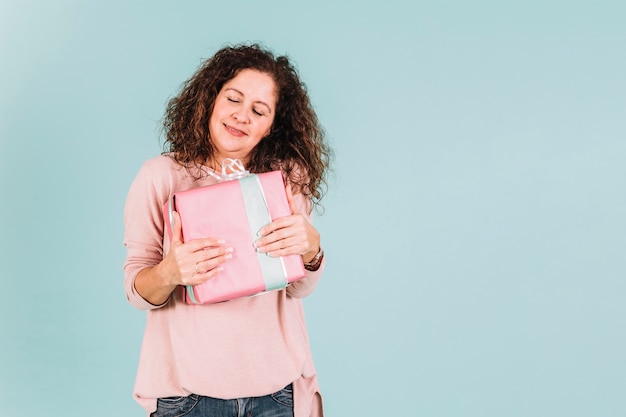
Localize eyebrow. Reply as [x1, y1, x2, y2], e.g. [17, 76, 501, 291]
[225, 88, 273, 114]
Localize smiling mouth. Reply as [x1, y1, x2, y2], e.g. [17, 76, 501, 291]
[225, 124, 247, 136]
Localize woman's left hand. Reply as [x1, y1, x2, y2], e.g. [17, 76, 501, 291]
[254, 185, 320, 263]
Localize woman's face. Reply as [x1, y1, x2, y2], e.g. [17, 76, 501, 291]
[209, 69, 277, 166]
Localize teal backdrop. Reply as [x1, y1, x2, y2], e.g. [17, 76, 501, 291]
[1, 1, 625, 416]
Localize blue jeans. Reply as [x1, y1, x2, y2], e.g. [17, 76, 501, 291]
[150, 384, 294, 417]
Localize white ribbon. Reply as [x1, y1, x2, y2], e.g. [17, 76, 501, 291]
[206, 158, 250, 181]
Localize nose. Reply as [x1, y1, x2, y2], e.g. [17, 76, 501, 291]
[232, 109, 249, 123]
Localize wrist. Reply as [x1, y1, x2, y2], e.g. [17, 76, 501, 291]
[154, 261, 174, 288]
[303, 247, 324, 271]
[135, 265, 177, 306]
[302, 247, 319, 264]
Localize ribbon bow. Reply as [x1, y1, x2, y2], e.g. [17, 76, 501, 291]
[206, 158, 250, 181]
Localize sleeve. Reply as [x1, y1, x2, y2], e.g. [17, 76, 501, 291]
[285, 187, 326, 299]
[122, 157, 174, 310]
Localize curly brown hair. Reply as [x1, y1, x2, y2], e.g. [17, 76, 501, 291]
[162, 43, 332, 207]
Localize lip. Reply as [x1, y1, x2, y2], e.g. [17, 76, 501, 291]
[224, 124, 247, 137]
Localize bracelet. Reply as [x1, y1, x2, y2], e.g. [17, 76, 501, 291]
[304, 247, 324, 271]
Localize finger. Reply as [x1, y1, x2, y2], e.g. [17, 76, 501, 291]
[257, 221, 319, 258]
[171, 210, 183, 244]
[194, 250, 233, 275]
[255, 227, 305, 253]
[262, 240, 304, 258]
[257, 215, 295, 237]
[186, 237, 228, 253]
[196, 245, 233, 265]
[255, 219, 304, 250]
[183, 266, 225, 286]
[183, 249, 233, 285]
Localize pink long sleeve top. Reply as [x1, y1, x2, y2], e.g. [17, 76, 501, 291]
[123, 154, 325, 416]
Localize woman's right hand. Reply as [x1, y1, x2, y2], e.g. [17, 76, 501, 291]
[134, 211, 232, 305]
[159, 211, 233, 286]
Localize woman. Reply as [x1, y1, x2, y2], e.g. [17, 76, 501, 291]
[123, 43, 331, 417]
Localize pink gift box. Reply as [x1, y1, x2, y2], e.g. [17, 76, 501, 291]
[163, 171, 305, 304]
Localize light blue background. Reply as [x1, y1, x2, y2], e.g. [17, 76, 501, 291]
[1, 1, 625, 416]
